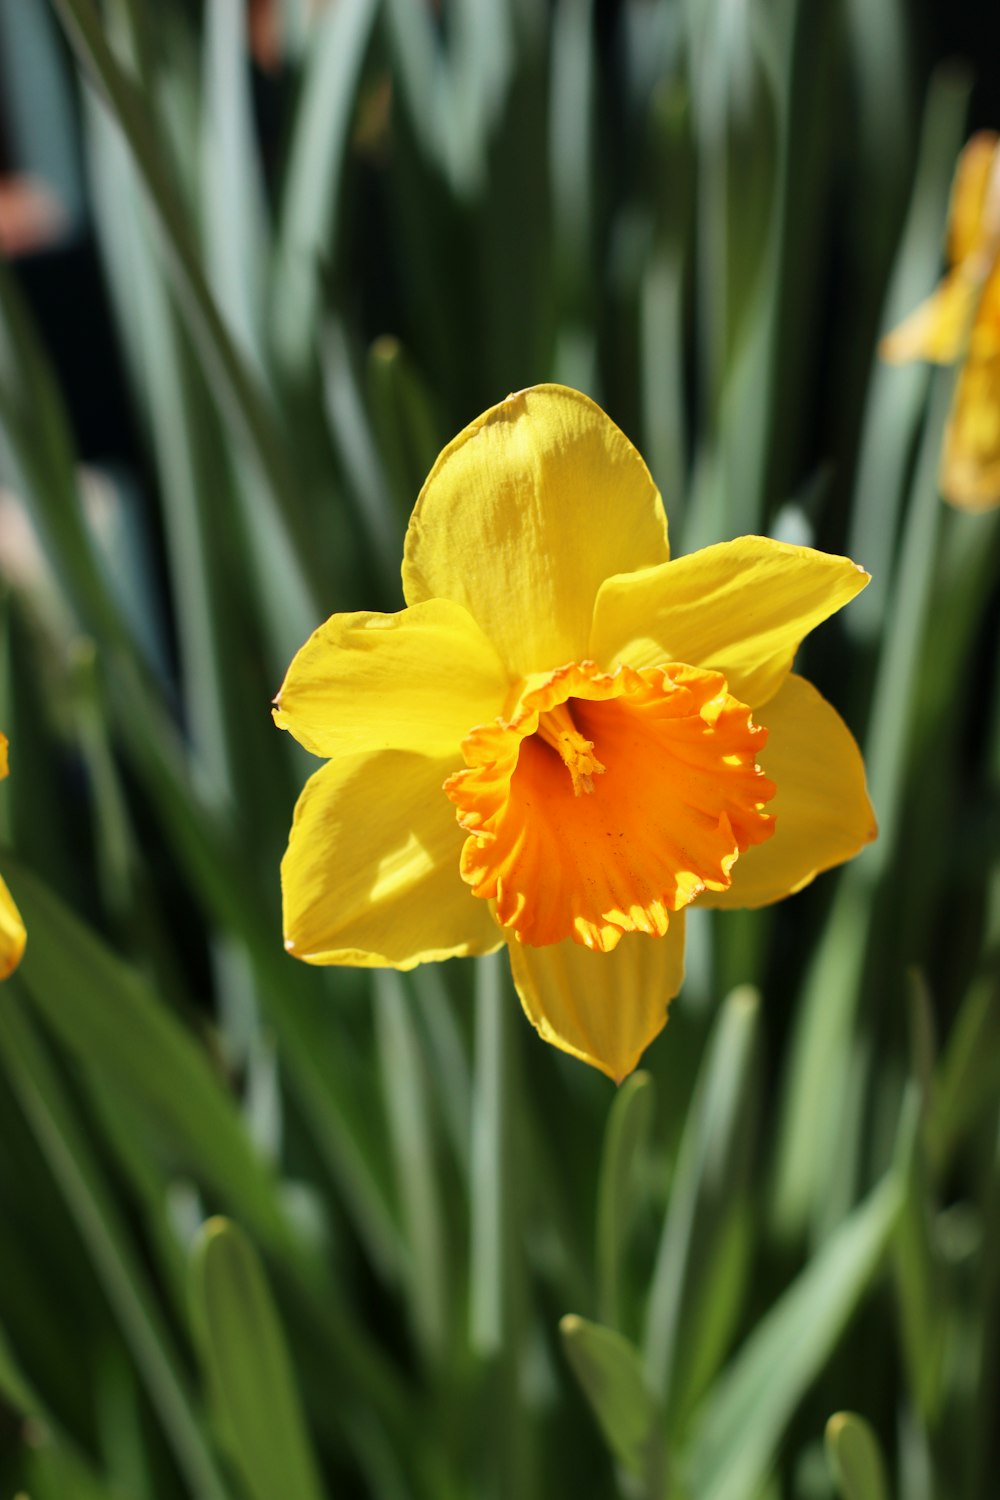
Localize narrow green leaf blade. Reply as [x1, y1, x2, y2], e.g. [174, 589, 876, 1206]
[0, 1320, 47, 1423]
[684, 1174, 901, 1500]
[374, 970, 448, 1364]
[559, 1315, 665, 1485]
[596, 1070, 654, 1329]
[892, 1090, 945, 1423]
[643, 985, 760, 1416]
[930, 974, 1000, 1168]
[7, 856, 293, 1256]
[0, 992, 230, 1500]
[273, 0, 379, 380]
[201, 0, 271, 378]
[50, 0, 322, 622]
[825, 1412, 891, 1500]
[192, 1219, 327, 1500]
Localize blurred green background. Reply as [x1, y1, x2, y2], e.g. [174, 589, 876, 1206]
[1, 1, 999, 1497]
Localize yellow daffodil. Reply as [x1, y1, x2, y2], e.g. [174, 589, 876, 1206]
[275, 385, 875, 1079]
[0, 733, 26, 979]
[881, 131, 1000, 510]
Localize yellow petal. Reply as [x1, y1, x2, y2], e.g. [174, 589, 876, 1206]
[940, 355, 1000, 511]
[0, 732, 8, 780]
[507, 915, 686, 1082]
[879, 269, 981, 366]
[698, 674, 876, 910]
[282, 749, 502, 969]
[0, 871, 26, 980]
[591, 537, 869, 708]
[946, 131, 1000, 268]
[402, 384, 669, 677]
[273, 599, 510, 760]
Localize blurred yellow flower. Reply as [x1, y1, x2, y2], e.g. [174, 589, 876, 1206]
[275, 385, 875, 1079]
[0, 733, 26, 980]
[881, 131, 1000, 510]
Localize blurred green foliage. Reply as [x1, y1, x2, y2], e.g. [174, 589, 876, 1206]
[0, 1, 998, 1497]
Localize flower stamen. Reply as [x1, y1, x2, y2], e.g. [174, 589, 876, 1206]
[535, 701, 605, 796]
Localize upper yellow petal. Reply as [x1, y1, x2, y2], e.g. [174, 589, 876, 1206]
[0, 732, 8, 780]
[0, 871, 26, 980]
[281, 749, 501, 969]
[273, 599, 510, 761]
[401, 384, 669, 677]
[590, 536, 869, 709]
[506, 913, 686, 1082]
[698, 674, 876, 910]
[946, 131, 1000, 269]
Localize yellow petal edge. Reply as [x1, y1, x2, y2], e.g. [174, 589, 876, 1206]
[592, 536, 869, 708]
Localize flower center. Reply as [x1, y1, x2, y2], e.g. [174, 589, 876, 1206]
[535, 700, 605, 795]
[444, 660, 776, 953]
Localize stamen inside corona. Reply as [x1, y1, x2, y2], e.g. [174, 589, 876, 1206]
[535, 701, 605, 795]
[444, 660, 776, 953]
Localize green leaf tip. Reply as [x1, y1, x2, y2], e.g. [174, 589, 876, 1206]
[825, 1409, 890, 1500]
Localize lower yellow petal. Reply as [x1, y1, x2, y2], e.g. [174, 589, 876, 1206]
[591, 537, 868, 709]
[273, 599, 509, 760]
[698, 674, 876, 910]
[507, 915, 686, 1082]
[282, 750, 502, 968]
[0, 871, 26, 979]
[940, 355, 1000, 511]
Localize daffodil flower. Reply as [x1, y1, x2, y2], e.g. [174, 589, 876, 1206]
[881, 131, 1000, 510]
[0, 733, 26, 980]
[275, 385, 875, 1079]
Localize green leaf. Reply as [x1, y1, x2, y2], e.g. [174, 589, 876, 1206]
[272, 0, 379, 381]
[469, 952, 518, 1360]
[596, 1070, 654, 1329]
[0, 1324, 128, 1500]
[929, 973, 1000, 1169]
[0, 259, 127, 648]
[200, 0, 271, 379]
[320, 322, 402, 599]
[560, 1315, 666, 1489]
[643, 985, 760, 1420]
[0, 1319, 47, 1423]
[892, 1090, 945, 1423]
[684, 1173, 901, 1500]
[825, 1412, 891, 1500]
[906, 969, 937, 1121]
[23, 1440, 124, 1500]
[374, 970, 448, 1364]
[50, 0, 322, 619]
[0, 991, 230, 1500]
[365, 337, 443, 525]
[6, 856, 293, 1256]
[769, 877, 872, 1245]
[83, 35, 316, 677]
[192, 1218, 327, 1500]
